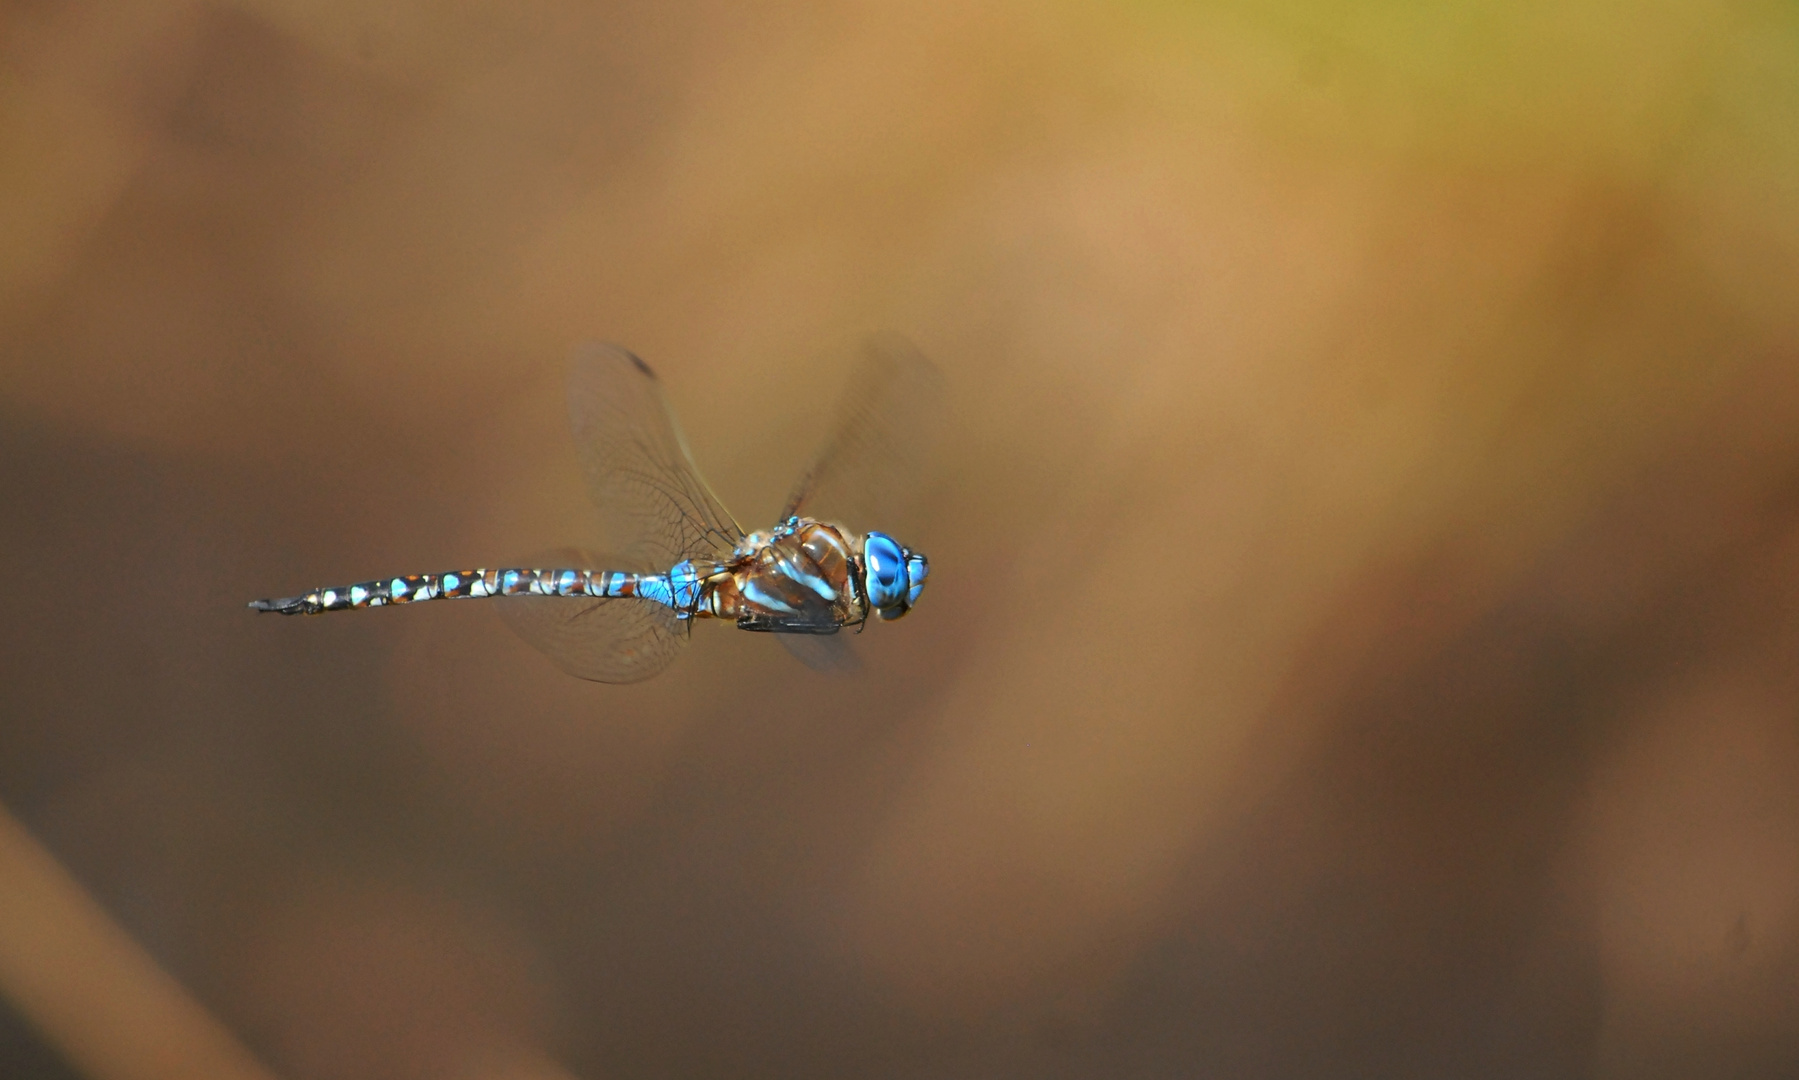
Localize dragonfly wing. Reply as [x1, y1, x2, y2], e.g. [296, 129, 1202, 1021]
[495, 549, 688, 684]
[776, 631, 863, 675]
[781, 335, 947, 534]
[569, 344, 744, 568]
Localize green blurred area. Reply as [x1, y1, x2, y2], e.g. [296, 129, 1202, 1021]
[1122, 0, 1798, 172]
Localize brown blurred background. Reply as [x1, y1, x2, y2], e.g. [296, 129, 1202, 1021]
[4, 1, 1799, 1077]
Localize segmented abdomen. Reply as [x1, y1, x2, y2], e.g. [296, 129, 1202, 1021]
[252, 567, 660, 615]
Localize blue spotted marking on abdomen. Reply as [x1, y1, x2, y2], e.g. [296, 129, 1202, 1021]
[251, 562, 702, 615]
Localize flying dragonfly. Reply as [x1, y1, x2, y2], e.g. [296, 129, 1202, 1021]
[249, 338, 943, 683]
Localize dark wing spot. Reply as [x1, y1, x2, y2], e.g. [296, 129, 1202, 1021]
[623, 349, 656, 379]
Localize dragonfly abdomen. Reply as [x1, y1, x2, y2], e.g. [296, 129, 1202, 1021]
[249, 562, 703, 616]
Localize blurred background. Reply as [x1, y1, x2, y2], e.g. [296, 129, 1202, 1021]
[3, 1, 1799, 1077]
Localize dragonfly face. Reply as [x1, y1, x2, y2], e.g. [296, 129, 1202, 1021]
[862, 531, 929, 621]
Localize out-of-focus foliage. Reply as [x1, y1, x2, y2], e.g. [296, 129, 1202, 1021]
[3, 2, 1798, 1078]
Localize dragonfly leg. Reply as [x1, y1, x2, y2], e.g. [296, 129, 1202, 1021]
[736, 613, 842, 635]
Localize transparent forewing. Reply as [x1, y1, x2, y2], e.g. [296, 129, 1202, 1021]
[496, 549, 688, 683]
[569, 344, 743, 568]
[781, 335, 947, 534]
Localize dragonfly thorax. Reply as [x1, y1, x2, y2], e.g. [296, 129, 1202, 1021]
[700, 517, 929, 632]
[703, 517, 861, 632]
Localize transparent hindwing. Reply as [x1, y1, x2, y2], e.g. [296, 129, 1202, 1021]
[498, 549, 690, 684]
[569, 343, 742, 570]
[498, 344, 743, 683]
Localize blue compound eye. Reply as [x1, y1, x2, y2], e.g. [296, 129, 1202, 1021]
[904, 553, 928, 610]
[863, 532, 909, 611]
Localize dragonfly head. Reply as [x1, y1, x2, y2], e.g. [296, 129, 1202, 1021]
[863, 531, 929, 620]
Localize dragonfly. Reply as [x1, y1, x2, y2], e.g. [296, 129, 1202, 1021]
[250, 337, 943, 683]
